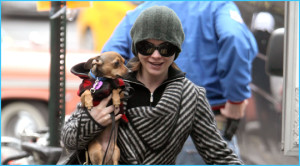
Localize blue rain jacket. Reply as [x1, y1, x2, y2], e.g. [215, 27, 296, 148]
[102, 1, 258, 107]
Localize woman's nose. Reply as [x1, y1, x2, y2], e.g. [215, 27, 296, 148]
[151, 50, 162, 58]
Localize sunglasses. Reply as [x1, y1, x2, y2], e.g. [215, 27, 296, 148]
[135, 41, 179, 57]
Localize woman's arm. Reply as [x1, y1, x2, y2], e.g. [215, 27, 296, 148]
[61, 104, 106, 150]
[191, 86, 243, 165]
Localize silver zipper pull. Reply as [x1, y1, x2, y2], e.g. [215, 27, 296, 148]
[150, 93, 153, 103]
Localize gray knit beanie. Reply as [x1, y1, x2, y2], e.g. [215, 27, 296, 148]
[130, 6, 185, 59]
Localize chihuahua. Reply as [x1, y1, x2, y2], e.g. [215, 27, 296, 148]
[81, 51, 128, 165]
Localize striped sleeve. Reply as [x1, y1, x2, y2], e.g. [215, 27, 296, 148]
[61, 104, 105, 150]
[191, 87, 243, 165]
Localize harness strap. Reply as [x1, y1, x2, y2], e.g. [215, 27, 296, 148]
[102, 112, 116, 164]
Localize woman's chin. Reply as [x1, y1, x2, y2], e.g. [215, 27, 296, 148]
[146, 69, 165, 77]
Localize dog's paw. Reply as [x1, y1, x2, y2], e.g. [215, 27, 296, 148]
[87, 106, 93, 111]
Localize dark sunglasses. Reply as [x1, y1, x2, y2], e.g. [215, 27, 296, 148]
[135, 41, 179, 57]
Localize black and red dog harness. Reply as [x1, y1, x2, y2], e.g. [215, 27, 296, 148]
[71, 62, 128, 123]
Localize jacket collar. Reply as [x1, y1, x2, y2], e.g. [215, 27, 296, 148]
[125, 66, 186, 84]
[71, 62, 89, 79]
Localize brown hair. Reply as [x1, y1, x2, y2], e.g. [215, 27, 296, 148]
[127, 56, 180, 72]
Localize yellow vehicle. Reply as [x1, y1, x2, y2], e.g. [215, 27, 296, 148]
[77, 1, 138, 51]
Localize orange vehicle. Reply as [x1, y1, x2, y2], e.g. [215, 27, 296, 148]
[1, 43, 97, 138]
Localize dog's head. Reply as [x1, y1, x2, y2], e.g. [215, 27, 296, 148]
[84, 51, 128, 79]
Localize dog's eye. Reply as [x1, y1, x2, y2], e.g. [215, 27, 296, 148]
[114, 61, 120, 68]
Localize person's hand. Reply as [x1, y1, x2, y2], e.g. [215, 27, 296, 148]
[220, 99, 248, 120]
[89, 94, 122, 126]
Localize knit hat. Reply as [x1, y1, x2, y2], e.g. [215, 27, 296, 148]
[130, 6, 185, 59]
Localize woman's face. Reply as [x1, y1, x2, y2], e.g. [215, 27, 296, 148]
[138, 39, 175, 78]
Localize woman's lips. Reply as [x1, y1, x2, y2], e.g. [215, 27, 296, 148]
[149, 62, 163, 68]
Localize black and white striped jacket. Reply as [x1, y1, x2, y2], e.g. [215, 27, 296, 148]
[61, 67, 243, 165]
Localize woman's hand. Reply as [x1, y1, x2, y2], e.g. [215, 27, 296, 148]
[89, 94, 123, 126]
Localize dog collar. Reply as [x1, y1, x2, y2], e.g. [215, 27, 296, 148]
[89, 70, 107, 81]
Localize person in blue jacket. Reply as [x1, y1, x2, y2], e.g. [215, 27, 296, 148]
[102, 1, 258, 164]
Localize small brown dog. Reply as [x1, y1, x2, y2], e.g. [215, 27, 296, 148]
[81, 51, 128, 165]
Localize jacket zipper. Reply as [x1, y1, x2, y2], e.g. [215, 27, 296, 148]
[125, 77, 184, 107]
[125, 77, 184, 88]
[150, 93, 153, 103]
[150, 93, 154, 107]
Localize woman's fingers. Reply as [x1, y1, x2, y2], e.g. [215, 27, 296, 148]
[89, 94, 122, 126]
[115, 114, 123, 120]
[98, 94, 112, 109]
[89, 105, 111, 126]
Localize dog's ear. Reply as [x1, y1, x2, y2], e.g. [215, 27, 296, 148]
[84, 56, 103, 69]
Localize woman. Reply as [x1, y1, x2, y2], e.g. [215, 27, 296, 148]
[60, 6, 243, 165]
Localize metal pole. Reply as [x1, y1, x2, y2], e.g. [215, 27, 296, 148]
[49, 1, 66, 148]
